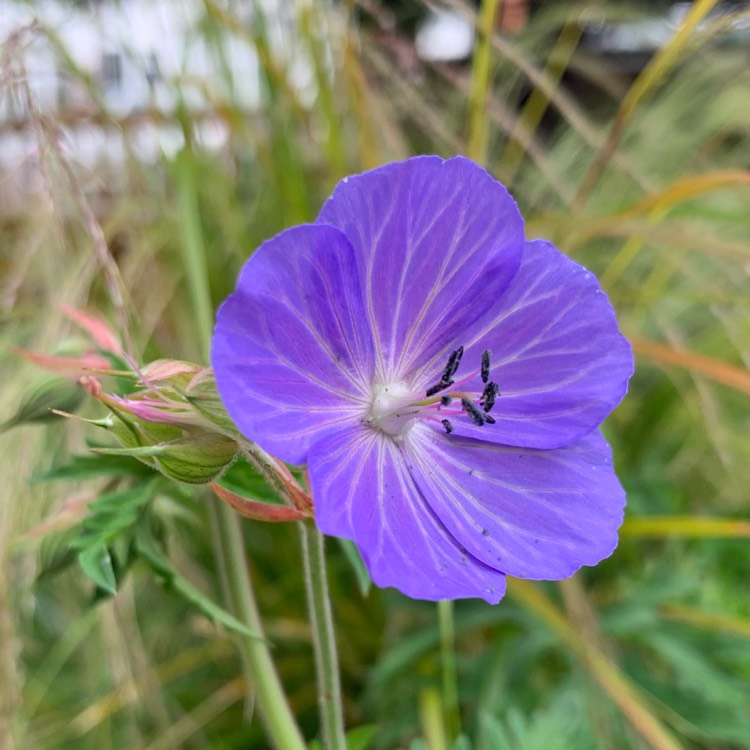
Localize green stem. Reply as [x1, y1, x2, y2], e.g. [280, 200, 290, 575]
[300, 522, 346, 749]
[209, 500, 306, 750]
[174, 146, 215, 356]
[467, 0, 501, 162]
[438, 599, 461, 740]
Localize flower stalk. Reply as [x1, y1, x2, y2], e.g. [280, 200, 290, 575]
[438, 600, 461, 740]
[300, 521, 347, 750]
[209, 499, 307, 750]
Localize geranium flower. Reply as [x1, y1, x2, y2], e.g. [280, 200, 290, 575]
[212, 156, 633, 603]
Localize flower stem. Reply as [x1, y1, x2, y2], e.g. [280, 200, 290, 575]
[438, 599, 461, 739]
[208, 499, 306, 750]
[299, 522, 347, 749]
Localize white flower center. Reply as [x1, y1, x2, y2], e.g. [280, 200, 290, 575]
[367, 382, 419, 438]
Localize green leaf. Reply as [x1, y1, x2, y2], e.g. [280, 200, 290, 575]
[309, 729, 380, 750]
[77, 543, 117, 594]
[345, 725, 379, 750]
[36, 528, 79, 581]
[452, 736, 473, 750]
[477, 712, 515, 750]
[134, 522, 263, 640]
[337, 537, 371, 596]
[220, 457, 289, 505]
[478, 694, 591, 750]
[33, 453, 152, 482]
[1, 377, 83, 431]
[68, 482, 157, 594]
[70, 483, 156, 549]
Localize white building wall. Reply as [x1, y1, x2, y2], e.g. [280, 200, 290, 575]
[0, 0, 317, 202]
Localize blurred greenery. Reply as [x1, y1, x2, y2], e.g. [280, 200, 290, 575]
[1, 0, 749, 749]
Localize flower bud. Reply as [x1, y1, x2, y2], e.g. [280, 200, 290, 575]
[82, 363, 240, 485]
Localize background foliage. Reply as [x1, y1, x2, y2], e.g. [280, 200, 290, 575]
[1, 1, 749, 748]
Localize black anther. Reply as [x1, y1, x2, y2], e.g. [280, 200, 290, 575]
[425, 382, 444, 397]
[441, 346, 464, 383]
[461, 397, 485, 426]
[481, 349, 491, 383]
[480, 381, 499, 413]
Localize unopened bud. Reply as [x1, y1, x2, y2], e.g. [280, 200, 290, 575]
[153, 432, 238, 484]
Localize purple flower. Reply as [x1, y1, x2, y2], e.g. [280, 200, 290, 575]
[212, 156, 633, 603]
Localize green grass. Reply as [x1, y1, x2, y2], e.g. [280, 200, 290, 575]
[2, 1, 749, 748]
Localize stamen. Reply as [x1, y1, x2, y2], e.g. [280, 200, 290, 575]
[425, 382, 446, 397]
[481, 349, 491, 383]
[480, 381, 499, 413]
[413, 345, 500, 435]
[441, 346, 464, 383]
[461, 397, 486, 426]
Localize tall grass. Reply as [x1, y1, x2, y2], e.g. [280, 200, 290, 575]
[1, 1, 749, 748]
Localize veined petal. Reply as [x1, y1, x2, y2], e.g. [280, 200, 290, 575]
[406, 427, 625, 580]
[212, 225, 374, 465]
[317, 156, 524, 383]
[445, 240, 633, 449]
[308, 425, 507, 603]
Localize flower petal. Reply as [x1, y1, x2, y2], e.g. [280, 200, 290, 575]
[448, 240, 633, 449]
[212, 225, 374, 465]
[309, 425, 507, 603]
[406, 426, 625, 580]
[317, 156, 524, 383]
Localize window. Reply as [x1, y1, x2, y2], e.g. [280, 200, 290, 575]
[145, 53, 161, 85]
[101, 53, 122, 90]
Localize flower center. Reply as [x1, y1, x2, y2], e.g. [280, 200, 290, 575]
[367, 382, 418, 437]
[364, 347, 500, 439]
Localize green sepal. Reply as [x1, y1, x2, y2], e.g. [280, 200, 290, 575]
[102, 406, 238, 484]
[152, 433, 238, 484]
[187, 393, 241, 436]
[106, 407, 183, 454]
[184, 371, 241, 437]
